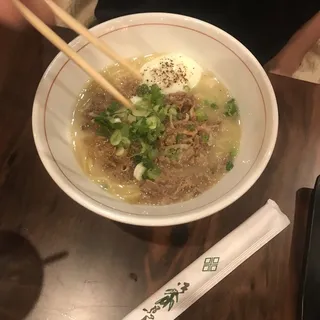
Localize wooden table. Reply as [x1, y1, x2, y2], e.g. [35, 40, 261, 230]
[0, 26, 319, 320]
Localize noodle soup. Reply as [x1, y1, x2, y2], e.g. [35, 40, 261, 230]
[72, 53, 241, 205]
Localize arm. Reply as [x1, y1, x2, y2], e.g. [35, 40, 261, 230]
[0, 0, 54, 28]
[267, 11, 320, 76]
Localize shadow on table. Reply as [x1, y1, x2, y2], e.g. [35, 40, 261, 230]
[114, 195, 258, 247]
[0, 231, 69, 320]
[0, 231, 43, 320]
[116, 222, 190, 247]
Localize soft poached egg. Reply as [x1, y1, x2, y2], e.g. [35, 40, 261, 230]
[140, 53, 203, 94]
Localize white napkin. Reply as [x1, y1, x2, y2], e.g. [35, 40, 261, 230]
[123, 200, 290, 320]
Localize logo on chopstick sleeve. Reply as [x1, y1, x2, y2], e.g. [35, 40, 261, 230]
[202, 257, 220, 272]
[141, 282, 190, 319]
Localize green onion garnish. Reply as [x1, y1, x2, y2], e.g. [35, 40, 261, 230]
[201, 133, 209, 143]
[195, 109, 208, 122]
[224, 98, 238, 117]
[110, 129, 122, 146]
[226, 161, 234, 171]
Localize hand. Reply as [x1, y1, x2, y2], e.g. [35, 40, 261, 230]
[266, 12, 320, 77]
[0, 0, 54, 28]
[265, 47, 304, 77]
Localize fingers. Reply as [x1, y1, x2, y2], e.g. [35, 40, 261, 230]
[0, 0, 55, 29]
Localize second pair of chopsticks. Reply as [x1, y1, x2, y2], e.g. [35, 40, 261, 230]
[13, 0, 141, 108]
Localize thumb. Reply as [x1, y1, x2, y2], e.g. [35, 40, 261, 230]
[0, 0, 55, 29]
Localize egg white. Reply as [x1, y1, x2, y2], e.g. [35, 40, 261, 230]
[140, 53, 203, 94]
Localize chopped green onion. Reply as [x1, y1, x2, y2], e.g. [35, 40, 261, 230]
[121, 137, 131, 148]
[147, 131, 158, 142]
[169, 107, 177, 116]
[141, 157, 154, 169]
[183, 85, 191, 92]
[94, 112, 108, 123]
[187, 124, 196, 131]
[150, 84, 164, 105]
[109, 117, 121, 124]
[201, 133, 209, 143]
[153, 105, 160, 112]
[150, 84, 161, 94]
[224, 98, 238, 117]
[139, 141, 158, 160]
[96, 126, 112, 137]
[203, 99, 218, 110]
[195, 109, 208, 122]
[166, 148, 180, 160]
[127, 114, 136, 123]
[133, 162, 146, 181]
[157, 106, 168, 121]
[230, 147, 238, 158]
[148, 148, 158, 160]
[101, 184, 109, 190]
[93, 83, 183, 182]
[177, 113, 184, 120]
[131, 118, 149, 136]
[210, 102, 218, 109]
[135, 99, 151, 111]
[226, 161, 234, 171]
[176, 133, 184, 143]
[159, 123, 165, 132]
[108, 101, 121, 114]
[146, 166, 161, 180]
[120, 123, 129, 137]
[146, 116, 159, 129]
[133, 154, 143, 165]
[110, 129, 122, 146]
[131, 108, 150, 117]
[115, 147, 125, 156]
[140, 141, 148, 154]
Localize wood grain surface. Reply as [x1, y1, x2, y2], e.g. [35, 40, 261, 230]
[0, 26, 319, 320]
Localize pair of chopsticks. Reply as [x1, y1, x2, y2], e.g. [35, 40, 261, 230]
[12, 0, 141, 108]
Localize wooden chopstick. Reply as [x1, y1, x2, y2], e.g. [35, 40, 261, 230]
[43, 0, 142, 80]
[12, 0, 132, 109]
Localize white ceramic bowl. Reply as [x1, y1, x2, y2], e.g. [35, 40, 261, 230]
[32, 13, 278, 227]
